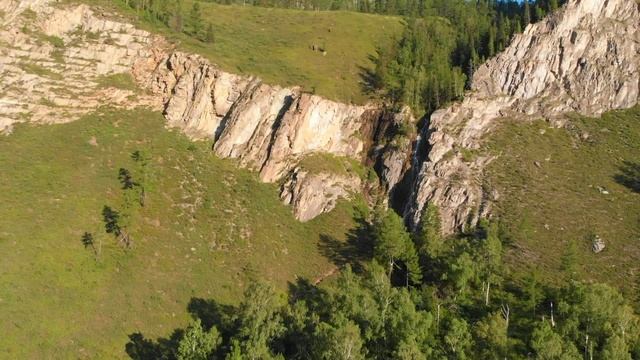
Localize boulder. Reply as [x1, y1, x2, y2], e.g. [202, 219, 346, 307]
[280, 167, 361, 222]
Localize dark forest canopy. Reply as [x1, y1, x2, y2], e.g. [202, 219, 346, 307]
[200, 0, 562, 17]
[127, 209, 640, 359]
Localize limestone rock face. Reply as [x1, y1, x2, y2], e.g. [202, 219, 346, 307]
[406, 0, 640, 233]
[142, 52, 252, 139]
[140, 49, 373, 183]
[138, 49, 376, 217]
[212, 82, 297, 173]
[248, 93, 369, 182]
[474, 0, 639, 117]
[280, 167, 361, 222]
[147, 55, 372, 174]
[0, 0, 161, 132]
[140, 50, 378, 219]
[0, 0, 388, 221]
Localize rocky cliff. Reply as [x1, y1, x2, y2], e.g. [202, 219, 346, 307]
[3, 0, 638, 230]
[136, 50, 404, 220]
[0, 0, 407, 222]
[405, 0, 640, 233]
[0, 1, 162, 132]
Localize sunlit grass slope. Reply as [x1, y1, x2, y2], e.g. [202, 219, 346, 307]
[0, 108, 361, 358]
[74, 0, 403, 104]
[485, 106, 640, 298]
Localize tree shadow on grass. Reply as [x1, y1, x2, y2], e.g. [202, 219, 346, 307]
[125, 298, 237, 359]
[614, 161, 640, 193]
[318, 211, 373, 273]
[187, 297, 236, 336]
[125, 329, 183, 360]
[287, 277, 331, 310]
[358, 53, 385, 96]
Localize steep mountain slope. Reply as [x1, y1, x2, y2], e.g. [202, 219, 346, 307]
[486, 106, 640, 291]
[405, 0, 640, 233]
[1, 0, 640, 356]
[0, 107, 365, 358]
[0, 0, 411, 222]
[3, 0, 638, 234]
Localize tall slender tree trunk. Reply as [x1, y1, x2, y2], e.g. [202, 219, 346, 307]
[485, 281, 491, 306]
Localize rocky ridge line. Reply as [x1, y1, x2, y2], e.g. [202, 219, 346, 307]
[0, 0, 163, 132]
[0, 0, 413, 222]
[405, 0, 640, 233]
[136, 50, 413, 220]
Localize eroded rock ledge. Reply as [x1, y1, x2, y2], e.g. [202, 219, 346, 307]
[135, 50, 410, 220]
[0, 1, 163, 131]
[0, 0, 410, 221]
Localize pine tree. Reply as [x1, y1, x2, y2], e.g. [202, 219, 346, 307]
[373, 209, 412, 278]
[176, 319, 221, 360]
[228, 282, 285, 358]
[131, 150, 151, 206]
[315, 320, 365, 360]
[523, 0, 531, 25]
[534, 5, 545, 22]
[449, 251, 474, 294]
[118, 167, 136, 190]
[524, 270, 544, 316]
[560, 240, 579, 280]
[514, 19, 522, 34]
[189, 2, 203, 36]
[81, 232, 98, 257]
[601, 334, 632, 360]
[415, 203, 443, 259]
[487, 25, 496, 57]
[475, 312, 508, 358]
[444, 318, 472, 358]
[531, 321, 581, 359]
[102, 205, 121, 238]
[205, 23, 215, 43]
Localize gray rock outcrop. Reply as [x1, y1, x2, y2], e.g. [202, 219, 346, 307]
[280, 167, 361, 222]
[138, 50, 385, 218]
[406, 0, 640, 233]
[0, 0, 162, 132]
[140, 52, 252, 139]
[592, 235, 606, 253]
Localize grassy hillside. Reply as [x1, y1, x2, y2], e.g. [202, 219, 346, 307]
[485, 106, 640, 298]
[72, 0, 403, 104]
[0, 108, 363, 358]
